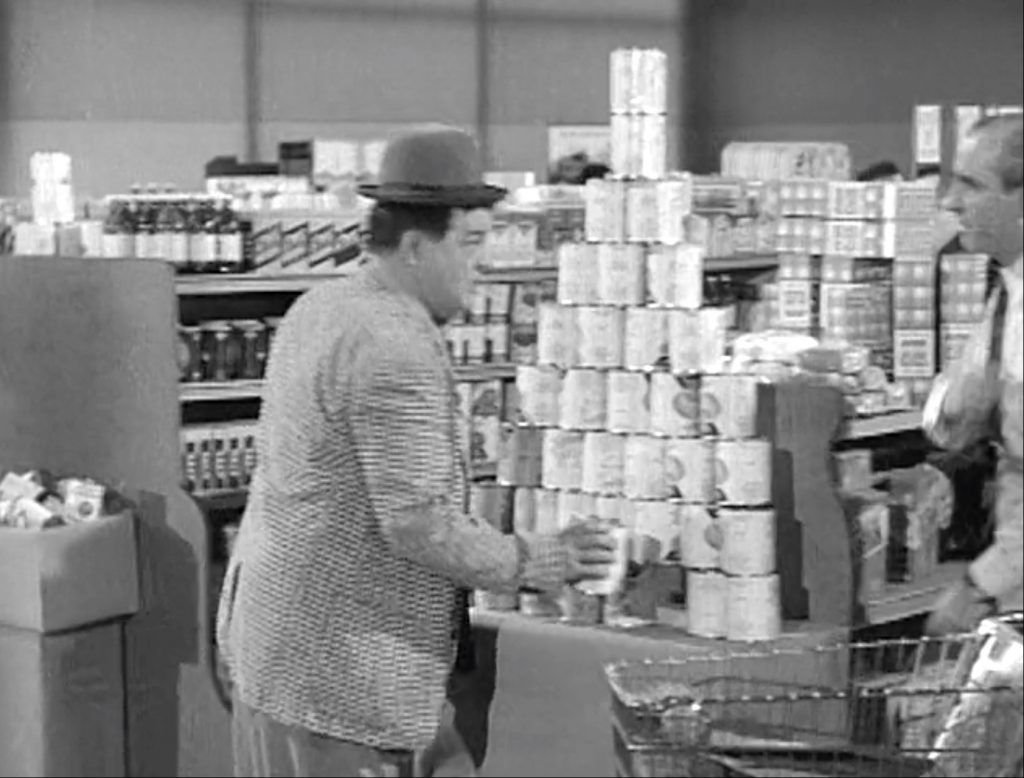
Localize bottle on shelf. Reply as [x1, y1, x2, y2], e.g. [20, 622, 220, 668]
[215, 200, 245, 274]
[101, 199, 135, 258]
[135, 198, 159, 260]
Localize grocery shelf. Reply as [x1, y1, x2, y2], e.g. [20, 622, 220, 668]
[180, 380, 265, 402]
[840, 410, 923, 441]
[176, 271, 353, 296]
[453, 363, 519, 382]
[862, 562, 966, 625]
[703, 253, 779, 272]
[476, 266, 559, 284]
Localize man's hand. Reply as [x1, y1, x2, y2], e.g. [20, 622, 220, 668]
[925, 574, 997, 636]
[559, 519, 616, 584]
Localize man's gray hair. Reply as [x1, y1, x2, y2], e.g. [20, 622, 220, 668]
[971, 113, 1024, 191]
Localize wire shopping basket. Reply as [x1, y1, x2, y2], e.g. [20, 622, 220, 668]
[605, 613, 1023, 778]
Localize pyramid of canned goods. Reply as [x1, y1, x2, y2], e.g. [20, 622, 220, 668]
[485, 48, 783, 643]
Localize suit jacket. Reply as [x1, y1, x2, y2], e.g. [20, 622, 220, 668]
[216, 263, 564, 751]
[924, 258, 1024, 611]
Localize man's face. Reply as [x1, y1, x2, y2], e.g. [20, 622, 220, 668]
[412, 208, 492, 323]
[942, 131, 1023, 264]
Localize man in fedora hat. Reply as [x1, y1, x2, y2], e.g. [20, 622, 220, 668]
[216, 126, 615, 777]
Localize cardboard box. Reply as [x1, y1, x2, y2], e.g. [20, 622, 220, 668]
[0, 622, 125, 777]
[894, 330, 937, 380]
[0, 512, 139, 633]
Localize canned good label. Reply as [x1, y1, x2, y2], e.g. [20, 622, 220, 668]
[606, 370, 652, 434]
[700, 374, 760, 438]
[719, 507, 776, 575]
[655, 177, 694, 245]
[687, 569, 727, 638]
[594, 494, 625, 525]
[714, 439, 772, 506]
[596, 245, 645, 307]
[515, 365, 562, 427]
[537, 303, 578, 367]
[671, 245, 705, 309]
[559, 368, 608, 430]
[699, 308, 730, 374]
[623, 308, 669, 370]
[680, 503, 719, 569]
[626, 182, 661, 243]
[622, 434, 671, 499]
[470, 415, 502, 465]
[582, 431, 627, 496]
[577, 306, 624, 368]
[557, 490, 597, 530]
[513, 486, 539, 533]
[664, 437, 716, 503]
[585, 178, 626, 243]
[638, 49, 668, 115]
[633, 499, 681, 563]
[640, 115, 667, 180]
[650, 372, 701, 437]
[667, 309, 701, 375]
[541, 430, 585, 491]
[727, 574, 782, 642]
[611, 114, 635, 179]
[609, 48, 635, 114]
[557, 243, 598, 305]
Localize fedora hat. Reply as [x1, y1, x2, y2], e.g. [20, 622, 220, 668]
[357, 127, 507, 208]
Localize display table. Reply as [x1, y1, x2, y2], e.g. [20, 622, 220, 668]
[464, 610, 845, 778]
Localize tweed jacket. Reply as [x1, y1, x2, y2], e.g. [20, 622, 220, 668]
[924, 258, 1023, 611]
[216, 262, 565, 751]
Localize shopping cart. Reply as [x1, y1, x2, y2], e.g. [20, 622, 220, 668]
[605, 613, 1023, 778]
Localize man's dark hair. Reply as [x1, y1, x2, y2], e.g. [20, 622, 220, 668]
[970, 114, 1024, 191]
[366, 203, 453, 251]
[856, 160, 901, 182]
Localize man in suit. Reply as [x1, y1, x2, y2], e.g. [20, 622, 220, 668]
[924, 114, 1023, 634]
[216, 127, 615, 776]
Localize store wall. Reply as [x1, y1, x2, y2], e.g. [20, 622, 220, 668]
[689, 0, 1024, 174]
[0, 0, 249, 199]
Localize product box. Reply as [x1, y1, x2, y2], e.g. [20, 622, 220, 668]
[893, 330, 936, 380]
[940, 324, 974, 369]
[0, 511, 139, 633]
[776, 279, 819, 333]
[0, 622, 126, 776]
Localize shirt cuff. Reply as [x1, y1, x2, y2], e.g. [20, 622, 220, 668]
[516, 534, 568, 594]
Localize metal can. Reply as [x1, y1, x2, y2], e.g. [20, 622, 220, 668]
[718, 507, 776, 575]
[638, 48, 668, 115]
[611, 114, 635, 179]
[655, 177, 694, 245]
[640, 115, 667, 180]
[559, 368, 608, 430]
[557, 490, 598, 531]
[622, 434, 671, 499]
[537, 303, 578, 367]
[632, 499, 682, 563]
[541, 430, 585, 491]
[594, 494, 625, 525]
[699, 307, 730, 374]
[666, 308, 701, 376]
[557, 242, 599, 305]
[534, 487, 562, 535]
[714, 439, 773, 506]
[584, 178, 627, 243]
[626, 181, 661, 243]
[513, 486, 539, 533]
[515, 365, 562, 427]
[623, 308, 669, 371]
[700, 374, 760, 438]
[470, 482, 515, 534]
[606, 370, 651, 434]
[577, 306, 624, 368]
[609, 48, 639, 115]
[649, 372, 701, 437]
[726, 574, 782, 642]
[645, 246, 676, 307]
[670, 245, 705, 309]
[680, 503, 719, 569]
[664, 437, 716, 503]
[686, 569, 727, 639]
[581, 431, 627, 496]
[596, 245, 645, 307]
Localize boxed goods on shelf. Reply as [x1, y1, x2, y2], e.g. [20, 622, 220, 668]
[180, 422, 259, 497]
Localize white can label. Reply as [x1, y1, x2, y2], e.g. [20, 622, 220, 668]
[667, 309, 701, 375]
[680, 503, 719, 569]
[649, 372, 701, 437]
[700, 374, 760, 438]
[714, 439, 773, 506]
[596, 245, 645, 307]
[687, 569, 727, 639]
[582, 431, 627, 496]
[727, 574, 782, 642]
[622, 434, 670, 499]
[719, 507, 776, 575]
[664, 437, 716, 503]
[633, 499, 681, 563]
[623, 308, 669, 371]
[559, 369, 608, 430]
[577, 306, 624, 368]
[606, 370, 652, 434]
[537, 303, 578, 367]
[557, 243, 599, 305]
[515, 365, 562, 427]
[557, 490, 598, 531]
[541, 430, 584, 491]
